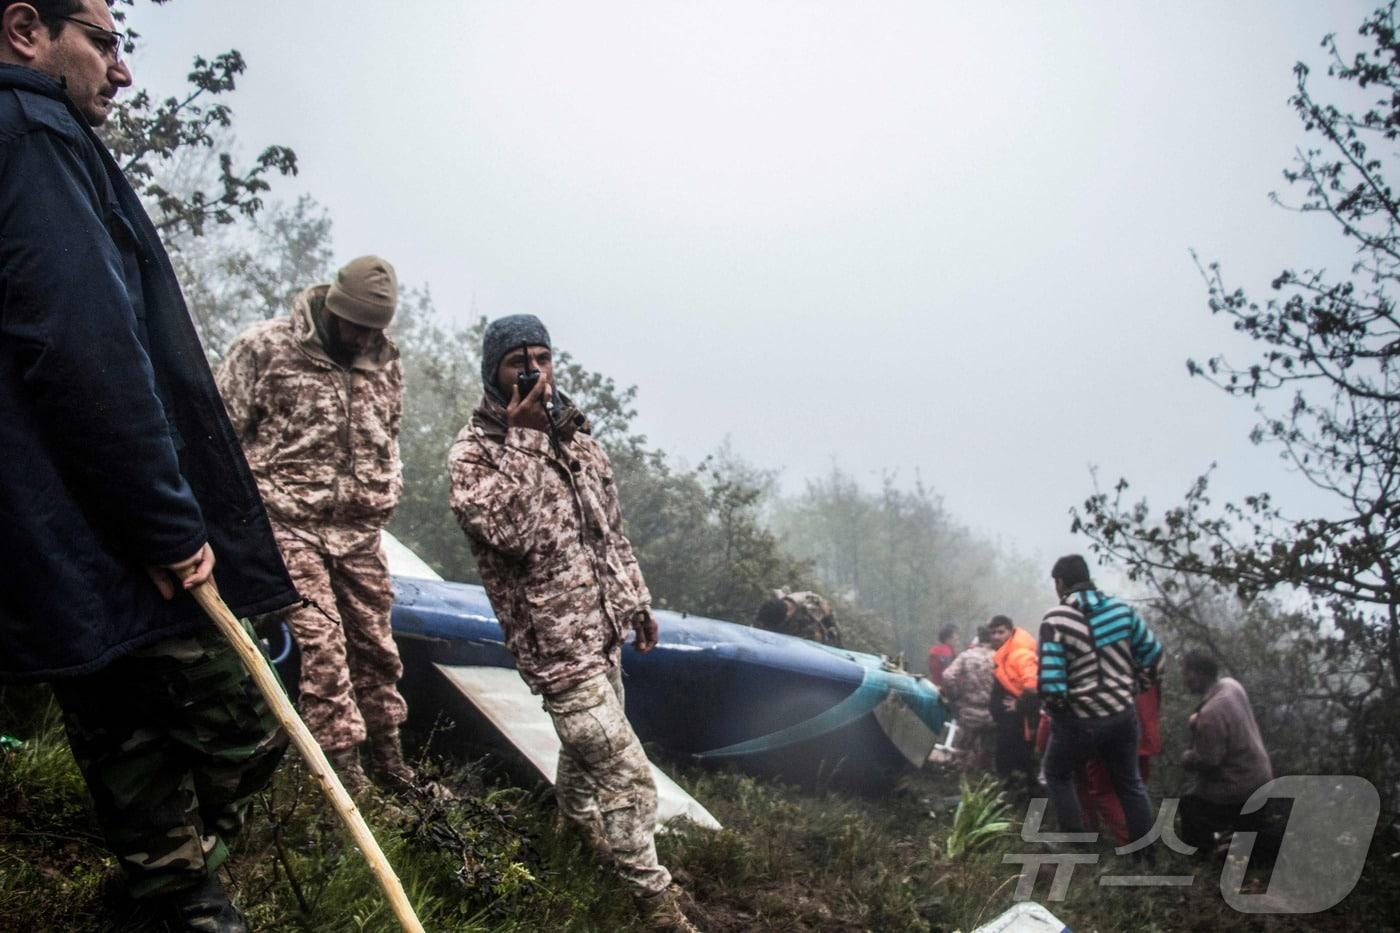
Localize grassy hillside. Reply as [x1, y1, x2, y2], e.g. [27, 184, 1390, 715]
[2, 685, 1396, 932]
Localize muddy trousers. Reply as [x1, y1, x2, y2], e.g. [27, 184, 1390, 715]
[51, 622, 287, 898]
[543, 667, 671, 898]
[280, 538, 408, 752]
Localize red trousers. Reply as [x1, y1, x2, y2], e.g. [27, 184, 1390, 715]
[1036, 685, 1161, 847]
[1077, 756, 1152, 846]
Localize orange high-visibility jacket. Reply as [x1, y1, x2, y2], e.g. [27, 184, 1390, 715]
[993, 627, 1039, 697]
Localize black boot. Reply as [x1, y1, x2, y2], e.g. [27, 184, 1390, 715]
[158, 873, 249, 933]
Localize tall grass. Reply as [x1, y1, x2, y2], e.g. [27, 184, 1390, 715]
[3, 688, 1397, 931]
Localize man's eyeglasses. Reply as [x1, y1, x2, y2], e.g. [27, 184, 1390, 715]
[60, 15, 125, 63]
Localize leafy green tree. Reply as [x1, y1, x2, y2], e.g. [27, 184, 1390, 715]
[1074, 3, 1400, 798]
[102, 1, 297, 237]
[173, 194, 335, 360]
[89, 2, 309, 359]
[389, 302, 485, 580]
[773, 467, 1044, 664]
[1117, 567, 1390, 792]
[623, 447, 813, 622]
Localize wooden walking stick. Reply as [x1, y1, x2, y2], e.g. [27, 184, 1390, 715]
[186, 579, 426, 933]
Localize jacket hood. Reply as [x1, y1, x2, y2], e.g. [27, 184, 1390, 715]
[0, 63, 67, 100]
[290, 284, 397, 372]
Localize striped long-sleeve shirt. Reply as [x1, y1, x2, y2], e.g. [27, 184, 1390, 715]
[1038, 587, 1162, 719]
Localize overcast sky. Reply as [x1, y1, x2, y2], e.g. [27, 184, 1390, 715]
[130, 1, 1373, 566]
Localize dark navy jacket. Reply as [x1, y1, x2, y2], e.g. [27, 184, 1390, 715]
[0, 64, 298, 682]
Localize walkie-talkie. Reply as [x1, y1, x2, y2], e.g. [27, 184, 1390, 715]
[515, 342, 541, 399]
[515, 342, 563, 458]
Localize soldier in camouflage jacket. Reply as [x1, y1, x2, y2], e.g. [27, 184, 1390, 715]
[755, 589, 843, 646]
[217, 257, 421, 794]
[942, 631, 997, 769]
[448, 388, 649, 696]
[218, 279, 403, 544]
[449, 316, 697, 931]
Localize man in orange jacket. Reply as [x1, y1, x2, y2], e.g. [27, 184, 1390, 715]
[988, 615, 1039, 796]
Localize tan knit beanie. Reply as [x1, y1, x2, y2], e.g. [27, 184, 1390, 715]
[325, 255, 398, 329]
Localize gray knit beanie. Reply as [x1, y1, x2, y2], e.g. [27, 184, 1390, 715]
[481, 314, 551, 397]
[325, 255, 398, 329]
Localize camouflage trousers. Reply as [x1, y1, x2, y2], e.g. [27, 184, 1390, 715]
[280, 536, 407, 752]
[51, 621, 287, 898]
[543, 666, 671, 898]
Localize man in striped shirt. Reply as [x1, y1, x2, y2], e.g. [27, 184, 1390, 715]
[1038, 555, 1163, 850]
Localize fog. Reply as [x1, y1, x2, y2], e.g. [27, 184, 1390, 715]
[129, 0, 1372, 563]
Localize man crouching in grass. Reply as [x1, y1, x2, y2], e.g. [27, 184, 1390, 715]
[448, 315, 699, 932]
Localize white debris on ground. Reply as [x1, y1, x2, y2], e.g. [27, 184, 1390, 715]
[968, 901, 1070, 933]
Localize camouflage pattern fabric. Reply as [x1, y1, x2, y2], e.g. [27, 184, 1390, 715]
[278, 532, 407, 752]
[955, 721, 997, 771]
[50, 621, 286, 898]
[544, 667, 671, 897]
[216, 285, 403, 553]
[449, 395, 652, 695]
[779, 590, 843, 646]
[217, 287, 409, 753]
[943, 643, 996, 730]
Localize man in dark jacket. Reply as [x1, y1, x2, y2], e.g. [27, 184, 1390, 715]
[0, 2, 298, 929]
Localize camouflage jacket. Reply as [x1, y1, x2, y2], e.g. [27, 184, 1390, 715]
[216, 286, 403, 555]
[778, 591, 842, 646]
[942, 643, 995, 729]
[448, 395, 651, 696]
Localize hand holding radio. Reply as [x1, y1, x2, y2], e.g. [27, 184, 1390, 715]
[507, 371, 551, 432]
[506, 343, 553, 433]
[515, 360, 542, 401]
